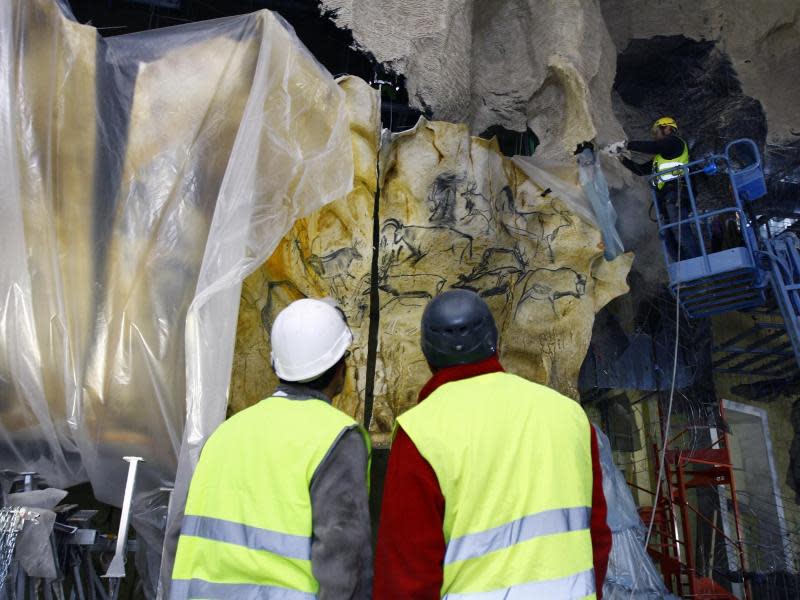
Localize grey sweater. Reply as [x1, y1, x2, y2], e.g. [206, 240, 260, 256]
[274, 384, 372, 600]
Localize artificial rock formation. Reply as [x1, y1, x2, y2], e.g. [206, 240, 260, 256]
[321, 1, 799, 152]
[370, 120, 632, 441]
[81, 10, 353, 500]
[601, 0, 800, 145]
[0, 0, 97, 483]
[320, 0, 626, 160]
[4, 6, 356, 592]
[83, 26, 258, 494]
[231, 97, 633, 441]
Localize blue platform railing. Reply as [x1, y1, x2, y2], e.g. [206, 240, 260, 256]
[649, 139, 768, 318]
[649, 138, 800, 374]
[761, 233, 800, 371]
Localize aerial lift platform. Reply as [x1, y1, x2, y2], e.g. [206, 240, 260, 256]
[653, 138, 800, 373]
[642, 139, 799, 599]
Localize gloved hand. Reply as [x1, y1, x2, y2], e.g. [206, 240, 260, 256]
[602, 140, 627, 155]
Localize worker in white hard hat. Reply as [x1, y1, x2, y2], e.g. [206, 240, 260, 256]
[171, 298, 372, 600]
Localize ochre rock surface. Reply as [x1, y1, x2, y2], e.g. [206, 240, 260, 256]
[230, 76, 380, 421]
[370, 120, 632, 442]
[231, 106, 633, 442]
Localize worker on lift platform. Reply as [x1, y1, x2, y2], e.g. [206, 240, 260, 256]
[374, 290, 611, 599]
[171, 298, 372, 599]
[608, 116, 701, 261]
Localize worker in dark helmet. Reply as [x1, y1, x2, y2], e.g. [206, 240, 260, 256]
[606, 116, 700, 260]
[374, 290, 611, 599]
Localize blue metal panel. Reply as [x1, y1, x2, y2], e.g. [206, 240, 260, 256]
[667, 247, 755, 286]
[713, 313, 798, 382]
[762, 234, 800, 371]
[725, 139, 767, 202]
[650, 139, 769, 319]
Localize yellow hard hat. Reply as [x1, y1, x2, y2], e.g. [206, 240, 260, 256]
[651, 116, 678, 133]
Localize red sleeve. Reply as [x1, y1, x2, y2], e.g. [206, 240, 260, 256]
[374, 427, 445, 600]
[590, 425, 612, 599]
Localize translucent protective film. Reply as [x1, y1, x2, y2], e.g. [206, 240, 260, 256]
[0, 1, 353, 594]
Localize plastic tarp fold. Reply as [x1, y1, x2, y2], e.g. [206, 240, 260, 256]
[0, 0, 353, 594]
[577, 149, 624, 261]
[594, 426, 679, 599]
[513, 152, 624, 260]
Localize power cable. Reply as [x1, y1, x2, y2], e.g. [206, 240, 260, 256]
[643, 181, 683, 550]
[624, 180, 685, 600]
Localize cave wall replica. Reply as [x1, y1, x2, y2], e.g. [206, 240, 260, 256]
[9, 0, 800, 593]
[318, 0, 800, 250]
[602, 9, 800, 555]
[319, 0, 798, 152]
[293, 0, 800, 578]
[369, 121, 631, 440]
[600, 0, 799, 145]
[230, 2, 800, 459]
[229, 78, 633, 442]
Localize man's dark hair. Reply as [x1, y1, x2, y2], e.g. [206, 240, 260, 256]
[279, 354, 346, 392]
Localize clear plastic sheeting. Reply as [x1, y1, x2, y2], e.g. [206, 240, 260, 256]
[0, 0, 353, 594]
[577, 149, 625, 261]
[594, 426, 679, 599]
[513, 156, 598, 226]
[513, 153, 625, 260]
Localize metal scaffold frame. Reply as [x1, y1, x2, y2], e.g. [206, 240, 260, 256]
[637, 400, 751, 599]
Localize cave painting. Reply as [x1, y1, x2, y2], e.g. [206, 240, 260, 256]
[379, 183, 585, 320]
[231, 101, 632, 442]
[371, 119, 631, 441]
[296, 239, 366, 299]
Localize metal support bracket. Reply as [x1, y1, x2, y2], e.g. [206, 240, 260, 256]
[103, 456, 143, 579]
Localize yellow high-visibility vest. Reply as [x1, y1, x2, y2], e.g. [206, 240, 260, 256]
[171, 395, 370, 600]
[397, 371, 596, 599]
[652, 137, 690, 189]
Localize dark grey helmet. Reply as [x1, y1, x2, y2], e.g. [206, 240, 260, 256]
[421, 290, 498, 368]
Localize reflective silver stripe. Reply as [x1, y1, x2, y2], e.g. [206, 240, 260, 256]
[442, 568, 595, 599]
[444, 506, 590, 564]
[181, 515, 311, 560]
[656, 160, 686, 182]
[170, 578, 316, 600]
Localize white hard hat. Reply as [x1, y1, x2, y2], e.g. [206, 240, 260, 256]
[270, 298, 353, 382]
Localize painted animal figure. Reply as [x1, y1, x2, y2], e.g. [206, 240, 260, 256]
[474, 245, 529, 275]
[377, 272, 447, 311]
[261, 280, 306, 334]
[427, 173, 463, 224]
[460, 182, 494, 233]
[453, 246, 529, 304]
[381, 218, 473, 265]
[515, 267, 587, 316]
[494, 187, 573, 261]
[453, 270, 515, 304]
[297, 239, 363, 289]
